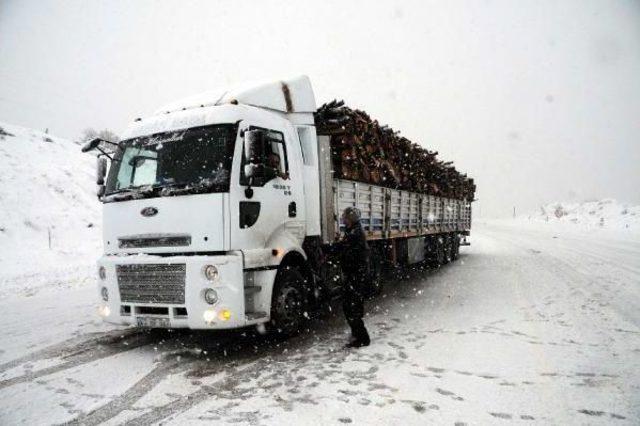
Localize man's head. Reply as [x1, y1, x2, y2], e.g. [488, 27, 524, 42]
[342, 206, 361, 227]
[267, 153, 280, 169]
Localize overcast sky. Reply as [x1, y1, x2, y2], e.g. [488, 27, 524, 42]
[1, 0, 638, 217]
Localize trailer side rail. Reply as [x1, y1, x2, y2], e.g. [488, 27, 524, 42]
[331, 179, 472, 242]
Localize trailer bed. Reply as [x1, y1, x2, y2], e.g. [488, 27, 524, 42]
[317, 136, 471, 243]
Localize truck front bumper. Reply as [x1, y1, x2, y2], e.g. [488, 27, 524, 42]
[96, 253, 251, 330]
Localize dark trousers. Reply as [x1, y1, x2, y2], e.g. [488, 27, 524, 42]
[342, 273, 370, 343]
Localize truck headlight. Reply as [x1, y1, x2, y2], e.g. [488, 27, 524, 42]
[101, 286, 109, 301]
[98, 305, 111, 317]
[98, 266, 106, 280]
[203, 288, 218, 305]
[203, 309, 216, 324]
[203, 265, 218, 281]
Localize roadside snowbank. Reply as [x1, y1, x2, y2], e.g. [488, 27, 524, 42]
[0, 122, 101, 298]
[486, 200, 640, 239]
[529, 199, 639, 231]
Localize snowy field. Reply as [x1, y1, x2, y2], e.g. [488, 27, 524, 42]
[0, 122, 100, 300]
[1, 124, 639, 424]
[0, 220, 638, 425]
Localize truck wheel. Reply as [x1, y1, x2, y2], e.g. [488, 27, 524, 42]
[442, 235, 451, 264]
[269, 266, 307, 336]
[451, 235, 460, 260]
[427, 237, 445, 267]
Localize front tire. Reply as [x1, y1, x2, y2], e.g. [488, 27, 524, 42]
[269, 266, 307, 336]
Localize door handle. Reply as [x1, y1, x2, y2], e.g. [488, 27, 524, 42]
[288, 202, 297, 218]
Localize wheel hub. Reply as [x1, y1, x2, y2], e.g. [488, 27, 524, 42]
[275, 286, 302, 325]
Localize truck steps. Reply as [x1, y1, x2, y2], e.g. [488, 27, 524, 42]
[245, 311, 267, 320]
[244, 286, 262, 294]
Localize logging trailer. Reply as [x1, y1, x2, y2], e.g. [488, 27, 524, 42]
[84, 76, 472, 333]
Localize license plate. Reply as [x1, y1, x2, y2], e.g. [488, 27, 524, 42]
[136, 317, 170, 328]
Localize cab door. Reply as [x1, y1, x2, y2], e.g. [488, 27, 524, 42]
[229, 118, 305, 251]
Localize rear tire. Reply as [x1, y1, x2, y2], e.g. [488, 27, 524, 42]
[427, 236, 445, 267]
[269, 266, 307, 336]
[451, 234, 460, 260]
[442, 235, 451, 264]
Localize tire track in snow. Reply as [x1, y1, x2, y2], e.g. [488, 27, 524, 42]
[60, 315, 348, 425]
[68, 343, 306, 425]
[0, 329, 159, 390]
[64, 354, 197, 426]
[122, 364, 261, 426]
[121, 344, 348, 426]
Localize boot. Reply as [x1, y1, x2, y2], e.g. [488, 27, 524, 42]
[345, 320, 370, 348]
[345, 339, 370, 348]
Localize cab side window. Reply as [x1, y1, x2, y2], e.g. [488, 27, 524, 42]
[266, 132, 288, 177]
[240, 128, 288, 186]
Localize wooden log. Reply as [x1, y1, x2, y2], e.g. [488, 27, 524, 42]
[315, 101, 475, 201]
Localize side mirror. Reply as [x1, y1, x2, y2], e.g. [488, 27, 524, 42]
[243, 163, 258, 179]
[243, 129, 266, 179]
[80, 137, 120, 161]
[82, 138, 102, 153]
[97, 157, 107, 198]
[97, 157, 107, 185]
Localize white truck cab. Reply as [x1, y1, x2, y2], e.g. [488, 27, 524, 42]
[95, 76, 321, 331]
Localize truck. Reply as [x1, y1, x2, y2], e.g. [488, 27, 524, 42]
[84, 76, 472, 335]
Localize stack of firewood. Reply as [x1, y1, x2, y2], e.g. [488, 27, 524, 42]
[314, 100, 476, 201]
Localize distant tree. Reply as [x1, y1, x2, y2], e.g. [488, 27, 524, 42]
[79, 128, 98, 143]
[78, 128, 120, 143]
[97, 129, 120, 143]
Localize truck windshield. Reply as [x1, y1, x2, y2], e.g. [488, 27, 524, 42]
[105, 124, 237, 199]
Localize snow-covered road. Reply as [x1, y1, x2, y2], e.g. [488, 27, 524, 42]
[0, 222, 638, 425]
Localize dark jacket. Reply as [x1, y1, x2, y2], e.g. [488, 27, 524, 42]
[338, 221, 370, 277]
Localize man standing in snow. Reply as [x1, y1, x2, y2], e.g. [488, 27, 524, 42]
[338, 207, 371, 348]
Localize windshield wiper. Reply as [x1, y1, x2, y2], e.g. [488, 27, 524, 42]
[103, 185, 155, 202]
[159, 178, 224, 197]
[104, 174, 228, 201]
[105, 185, 151, 196]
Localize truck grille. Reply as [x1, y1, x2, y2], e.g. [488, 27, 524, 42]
[117, 264, 186, 304]
[118, 235, 191, 248]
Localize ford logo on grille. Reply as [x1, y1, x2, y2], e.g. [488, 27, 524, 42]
[141, 207, 158, 217]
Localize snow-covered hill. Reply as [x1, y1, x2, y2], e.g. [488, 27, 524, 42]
[530, 199, 640, 231]
[0, 122, 101, 298]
